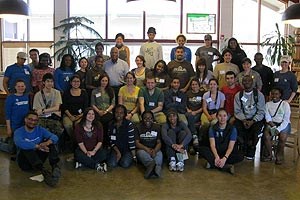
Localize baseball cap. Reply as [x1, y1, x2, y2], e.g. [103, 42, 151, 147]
[204, 34, 212, 40]
[166, 108, 178, 116]
[280, 55, 292, 63]
[241, 57, 252, 65]
[17, 52, 28, 59]
[147, 27, 156, 34]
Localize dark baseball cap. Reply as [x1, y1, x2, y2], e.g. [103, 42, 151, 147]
[147, 27, 156, 34]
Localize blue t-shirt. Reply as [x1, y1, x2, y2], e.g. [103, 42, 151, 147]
[4, 63, 31, 93]
[170, 46, 192, 63]
[5, 94, 30, 131]
[209, 125, 237, 141]
[54, 67, 75, 92]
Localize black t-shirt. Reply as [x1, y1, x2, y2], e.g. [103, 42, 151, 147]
[186, 90, 205, 111]
[136, 123, 161, 149]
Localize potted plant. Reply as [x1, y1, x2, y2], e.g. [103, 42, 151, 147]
[261, 23, 295, 66]
[51, 16, 103, 62]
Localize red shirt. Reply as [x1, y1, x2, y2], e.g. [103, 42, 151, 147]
[221, 84, 242, 116]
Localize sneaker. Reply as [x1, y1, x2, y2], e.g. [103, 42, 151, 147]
[42, 169, 57, 187]
[205, 161, 211, 169]
[52, 166, 61, 184]
[101, 162, 107, 172]
[193, 135, 199, 146]
[144, 160, 156, 179]
[223, 164, 235, 175]
[176, 162, 184, 172]
[96, 163, 103, 172]
[75, 162, 83, 169]
[169, 161, 176, 171]
[245, 156, 254, 160]
[154, 165, 162, 178]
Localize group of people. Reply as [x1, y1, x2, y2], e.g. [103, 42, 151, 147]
[1, 27, 298, 187]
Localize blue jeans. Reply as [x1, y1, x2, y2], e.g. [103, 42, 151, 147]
[136, 149, 163, 167]
[74, 147, 107, 169]
[186, 112, 201, 134]
[107, 150, 133, 168]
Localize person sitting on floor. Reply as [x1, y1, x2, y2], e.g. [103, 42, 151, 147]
[74, 107, 107, 171]
[199, 108, 243, 174]
[14, 111, 61, 187]
[136, 110, 163, 179]
[162, 109, 192, 172]
[107, 104, 137, 168]
[262, 87, 291, 165]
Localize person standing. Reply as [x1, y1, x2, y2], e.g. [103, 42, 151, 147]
[170, 34, 192, 63]
[3, 52, 32, 94]
[88, 42, 110, 68]
[28, 49, 40, 71]
[226, 37, 247, 72]
[115, 33, 130, 66]
[140, 27, 163, 69]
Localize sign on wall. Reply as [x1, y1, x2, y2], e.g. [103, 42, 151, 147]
[186, 13, 216, 34]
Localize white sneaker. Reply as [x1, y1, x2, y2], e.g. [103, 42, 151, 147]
[101, 163, 107, 172]
[96, 163, 103, 172]
[176, 162, 184, 172]
[75, 162, 82, 169]
[169, 161, 176, 171]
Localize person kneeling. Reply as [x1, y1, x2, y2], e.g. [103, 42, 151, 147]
[14, 111, 61, 187]
[199, 109, 243, 174]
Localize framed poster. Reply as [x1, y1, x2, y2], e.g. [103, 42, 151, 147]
[186, 13, 216, 34]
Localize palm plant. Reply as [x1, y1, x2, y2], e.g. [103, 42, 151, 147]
[51, 16, 103, 62]
[261, 23, 295, 66]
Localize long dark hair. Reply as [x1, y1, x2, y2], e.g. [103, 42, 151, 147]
[60, 54, 76, 71]
[79, 107, 101, 129]
[153, 60, 168, 76]
[228, 37, 242, 51]
[196, 57, 208, 83]
[99, 74, 115, 104]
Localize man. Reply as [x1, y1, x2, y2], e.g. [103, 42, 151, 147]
[88, 42, 110, 68]
[14, 111, 61, 187]
[140, 27, 163, 69]
[164, 77, 188, 125]
[234, 75, 265, 160]
[252, 52, 273, 100]
[138, 75, 166, 124]
[221, 71, 242, 123]
[167, 46, 195, 92]
[3, 52, 32, 94]
[28, 49, 39, 71]
[104, 47, 129, 105]
[195, 34, 221, 71]
[33, 73, 64, 136]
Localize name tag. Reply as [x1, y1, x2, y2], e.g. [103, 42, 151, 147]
[159, 79, 165, 83]
[65, 76, 69, 82]
[110, 135, 116, 140]
[149, 102, 155, 106]
[151, 131, 158, 137]
[284, 79, 287, 82]
[208, 51, 213, 56]
[196, 96, 202, 101]
[175, 97, 181, 102]
[78, 109, 82, 114]
[241, 96, 248, 103]
[206, 97, 212, 103]
[24, 69, 30, 75]
[274, 78, 279, 82]
[95, 93, 101, 98]
[220, 70, 225, 75]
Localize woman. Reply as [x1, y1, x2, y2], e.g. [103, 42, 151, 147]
[131, 55, 151, 87]
[91, 74, 115, 147]
[54, 54, 76, 93]
[75, 57, 89, 89]
[195, 57, 214, 92]
[115, 33, 130, 66]
[170, 34, 192, 63]
[136, 111, 163, 178]
[62, 75, 89, 149]
[199, 108, 243, 174]
[185, 78, 205, 148]
[161, 109, 192, 172]
[1, 80, 30, 153]
[213, 48, 240, 89]
[227, 37, 247, 72]
[74, 107, 107, 171]
[31, 53, 55, 93]
[107, 104, 136, 168]
[236, 57, 262, 91]
[195, 34, 221, 71]
[201, 78, 225, 126]
[262, 87, 291, 165]
[118, 72, 140, 123]
[152, 60, 171, 91]
[273, 55, 297, 103]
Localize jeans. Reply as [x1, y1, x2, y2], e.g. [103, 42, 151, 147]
[74, 147, 107, 169]
[186, 112, 201, 134]
[107, 150, 133, 168]
[136, 149, 163, 167]
[16, 144, 60, 171]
